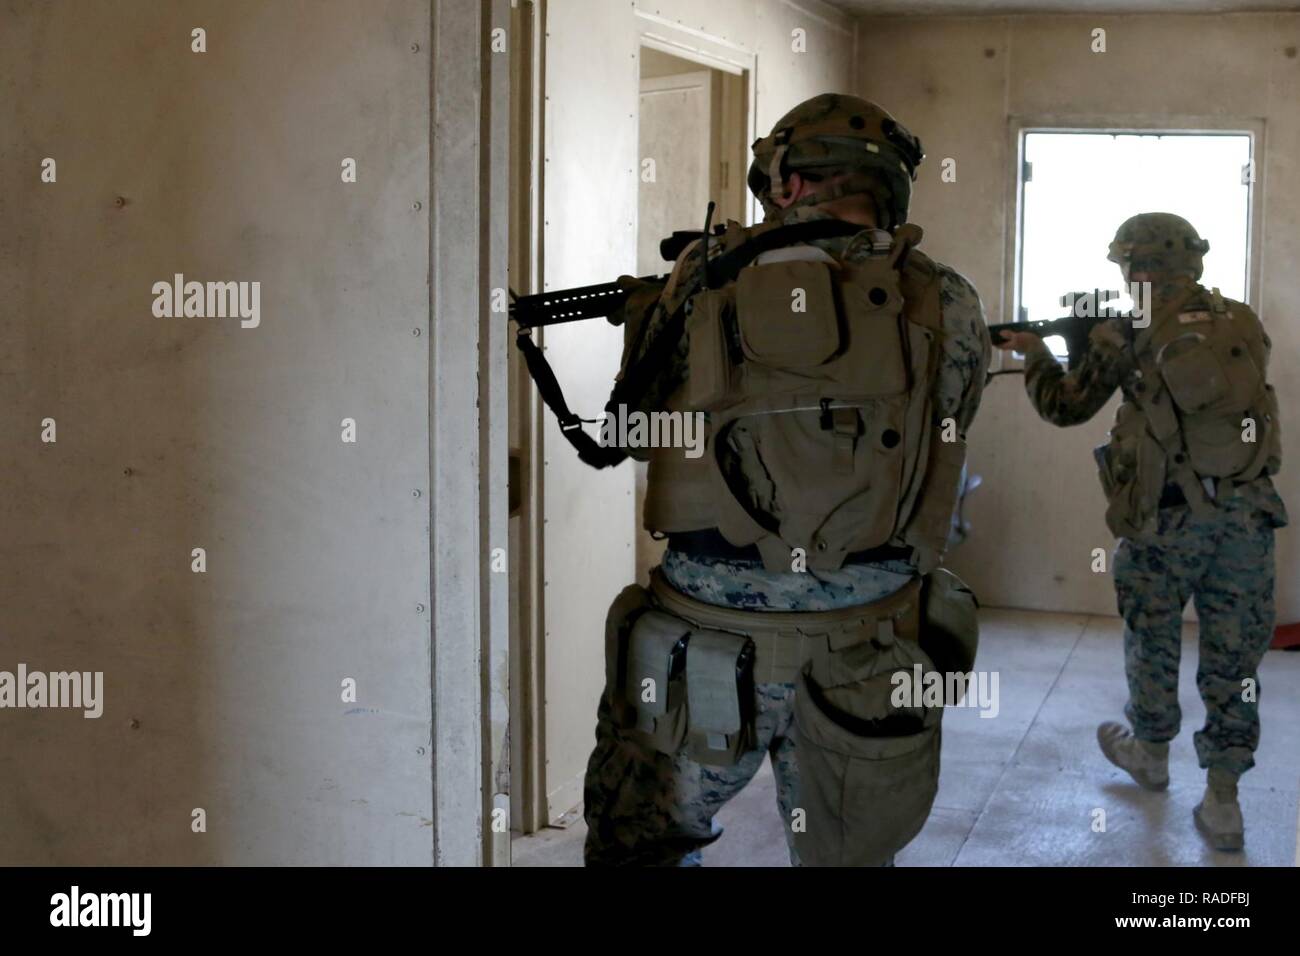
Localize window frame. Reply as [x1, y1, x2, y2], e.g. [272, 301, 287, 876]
[1005, 115, 1265, 346]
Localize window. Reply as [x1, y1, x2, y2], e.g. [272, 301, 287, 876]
[1016, 130, 1253, 358]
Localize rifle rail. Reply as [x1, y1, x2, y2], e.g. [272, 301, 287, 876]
[509, 275, 666, 330]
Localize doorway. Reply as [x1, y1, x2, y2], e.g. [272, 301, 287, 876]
[633, 46, 750, 584]
[506, 9, 755, 846]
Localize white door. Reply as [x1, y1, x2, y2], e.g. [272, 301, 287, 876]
[632, 69, 716, 583]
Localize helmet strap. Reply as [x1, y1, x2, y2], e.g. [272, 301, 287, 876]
[771, 170, 896, 229]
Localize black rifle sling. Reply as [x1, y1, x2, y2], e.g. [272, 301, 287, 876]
[515, 331, 626, 469]
[518, 217, 864, 470]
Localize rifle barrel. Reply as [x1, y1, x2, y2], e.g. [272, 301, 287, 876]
[509, 274, 666, 330]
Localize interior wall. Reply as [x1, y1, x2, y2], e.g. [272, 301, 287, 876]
[539, 0, 856, 821]
[0, 0, 442, 864]
[855, 12, 1300, 623]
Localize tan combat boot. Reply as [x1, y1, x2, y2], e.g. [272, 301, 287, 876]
[1194, 768, 1245, 851]
[1096, 721, 1170, 790]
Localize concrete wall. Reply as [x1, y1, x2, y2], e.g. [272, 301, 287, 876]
[538, 0, 856, 819]
[0, 0, 453, 864]
[855, 12, 1300, 623]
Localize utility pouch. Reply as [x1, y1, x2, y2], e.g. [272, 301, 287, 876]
[1181, 413, 1257, 478]
[1204, 381, 1283, 482]
[919, 568, 980, 677]
[1096, 403, 1165, 538]
[829, 261, 909, 396]
[685, 288, 736, 411]
[685, 628, 757, 766]
[1158, 332, 1231, 414]
[793, 665, 941, 867]
[792, 599, 944, 867]
[616, 607, 690, 754]
[735, 260, 840, 369]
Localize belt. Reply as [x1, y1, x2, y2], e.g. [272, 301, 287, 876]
[648, 568, 922, 684]
[666, 528, 914, 566]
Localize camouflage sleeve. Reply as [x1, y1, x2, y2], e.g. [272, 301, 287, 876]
[1022, 320, 1127, 426]
[934, 265, 992, 434]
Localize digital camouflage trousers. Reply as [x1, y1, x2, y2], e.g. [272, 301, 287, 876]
[1113, 494, 1279, 776]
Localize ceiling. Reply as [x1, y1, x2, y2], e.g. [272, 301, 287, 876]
[829, 0, 1300, 15]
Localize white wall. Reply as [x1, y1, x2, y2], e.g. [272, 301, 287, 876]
[855, 12, 1300, 623]
[0, 0, 502, 864]
[539, 0, 857, 820]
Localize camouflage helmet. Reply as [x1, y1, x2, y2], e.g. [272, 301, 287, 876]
[747, 93, 924, 228]
[1107, 212, 1210, 280]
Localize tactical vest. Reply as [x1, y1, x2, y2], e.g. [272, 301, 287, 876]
[1097, 284, 1281, 537]
[642, 222, 964, 574]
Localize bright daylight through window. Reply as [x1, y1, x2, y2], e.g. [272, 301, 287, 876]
[1017, 130, 1252, 358]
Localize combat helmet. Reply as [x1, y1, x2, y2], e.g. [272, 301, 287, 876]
[747, 94, 924, 229]
[1107, 212, 1210, 280]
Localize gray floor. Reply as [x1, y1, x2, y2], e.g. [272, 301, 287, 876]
[512, 608, 1300, 867]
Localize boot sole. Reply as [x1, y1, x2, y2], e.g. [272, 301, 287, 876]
[1194, 806, 1244, 851]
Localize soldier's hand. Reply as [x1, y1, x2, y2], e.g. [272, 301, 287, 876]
[995, 330, 1046, 354]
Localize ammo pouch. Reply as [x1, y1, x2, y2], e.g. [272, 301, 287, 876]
[604, 582, 756, 763]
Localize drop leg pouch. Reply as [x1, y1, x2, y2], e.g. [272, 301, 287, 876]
[792, 664, 941, 867]
[790, 571, 977, 867]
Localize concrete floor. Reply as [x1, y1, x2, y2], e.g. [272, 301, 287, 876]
[512, 608, 1300, 867]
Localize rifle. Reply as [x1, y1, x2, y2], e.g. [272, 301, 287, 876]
[988, 289, 1129, 372]
[507, 228, 718, 330]
[506, 227, 722, 467]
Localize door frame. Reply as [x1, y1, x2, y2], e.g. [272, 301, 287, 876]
[507, 4, 760, 839]
[634, 10, 759, 226]
[507, 0, 549, 837]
